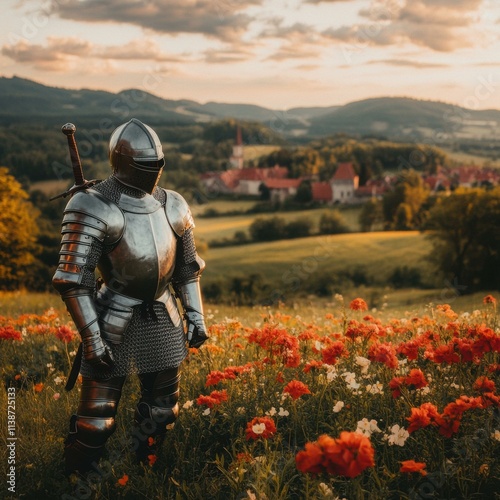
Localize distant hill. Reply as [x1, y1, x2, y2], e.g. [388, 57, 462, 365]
[1, 76, 500, 142]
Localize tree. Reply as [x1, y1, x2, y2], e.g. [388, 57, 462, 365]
[295, 180, 313, 203]
[319, 211, 349, 235]
[425, 187, 500, 291]
[249, 216, 287, 242]
[359, 198, 383, 232]
[382, 169, 429, 229]
[0, 167, 40, 289]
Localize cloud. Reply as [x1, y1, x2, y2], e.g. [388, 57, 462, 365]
[367, 58, 449, 69]
[203, 47, 254, 64]
[2, 37, 182, 71]
[49, 0, 262, 42]
[323, 0, 486, 52]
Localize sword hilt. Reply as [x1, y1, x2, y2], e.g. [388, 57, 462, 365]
[62, 123, 85, 186]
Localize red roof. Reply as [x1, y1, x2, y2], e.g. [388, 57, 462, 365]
[311, 182, 332, 201]
[333, 162, 357, 181]
[264, 178, 302, 189]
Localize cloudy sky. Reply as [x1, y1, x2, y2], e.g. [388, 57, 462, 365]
[1, 0, 500, 109]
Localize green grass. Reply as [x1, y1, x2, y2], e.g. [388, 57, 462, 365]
[201, 230, 432, 285]
[194, 206, 363, 243]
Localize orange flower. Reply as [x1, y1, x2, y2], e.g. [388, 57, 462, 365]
[400, 460, 427, 476]
[117, 474, 129, 486]
[321, 341, 348, 365]
[245, 416, 277, 440]
[296, 431, 375, 478]
[349, 298, 368, 311]
[406, 403, 439, 433]
[368, 342, 398, 369]
[34, 383, 44, 393]
[483, 294, 497, 305]
[473, 376, 496, 393]
[55, 325, 76, 343]
[0, 325, 22, 341]
[404, 369, 428, 389]
[283, 380, 311, 400]
[196, 389, 228, 408]
[389, 376, 405, 398]
[148, 454, 157, 466]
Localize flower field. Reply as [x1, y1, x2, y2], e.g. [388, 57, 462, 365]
[1, 296, 499, 499]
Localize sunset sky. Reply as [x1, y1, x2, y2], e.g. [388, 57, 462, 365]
[1, 0, 500, 110]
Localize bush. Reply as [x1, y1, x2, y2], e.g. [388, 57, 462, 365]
[319, 211, 349, 235]
[284, 218, 312, 239]
[389, 266, 422, 288]
[249, 216, 287, 241]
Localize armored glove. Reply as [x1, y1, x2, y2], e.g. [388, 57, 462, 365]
[81, 325, 115, 369]
[174, 277, 209, 349]
[185, 309, 208, 348]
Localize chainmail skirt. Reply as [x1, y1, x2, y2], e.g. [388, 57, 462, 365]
[80, 302, 188, 379]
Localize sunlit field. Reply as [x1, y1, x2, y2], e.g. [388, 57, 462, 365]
[1, 292, 498, 499]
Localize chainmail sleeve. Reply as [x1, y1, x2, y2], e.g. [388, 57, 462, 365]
[171, 229, 205, 284]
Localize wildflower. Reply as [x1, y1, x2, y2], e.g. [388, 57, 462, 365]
[333, 401, 345, 413]
[483, 295, 497, 305]
[400, 460, 427, 476]
[473, 376, 496, 393]
[34, 383, 44, 393]
[368, 342, 398, 369]
[366, 381, 384, 395]
[350, 298, 368, 311]
[245, 417, 277, 440]
[296, 431, 375, 478]
[117, 474, 129, 486]
[491, 430, 500, 441]
[196, 389, 228, 408]
[355, 418, 381, 437]
[56, 325, 76, 343]
[303, 360, 324, 373]
[266, 407, 277, 416]
[0, 325, 22, 341]
[278, 407, 289, 417]
[405, 369, 428, 390]
[183, 400, 194, 409]
[389, 377, 405, 398]
[321, 341, 347, 365]
[283, 380, 311, 400]
[54, 376, 63, 385]
[53, 393, 60, 400]
[148, 454, 157, 466]
[342, 372, 360, 390]
[385, 424, 409, 446]
[202, 408, 211, 416]
[355, 356, 371, 374]
[406, 403, 439, 433]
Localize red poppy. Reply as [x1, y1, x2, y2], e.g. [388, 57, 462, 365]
[117, 474, 129, 486]
[350, 298, 368, 311]
[483, 295, 497, 305]
[321, 341, 347, 365]
[473, 376, 496, 393]
[148, 454, 157, 466]
[400, 460, 427, 476]
[404, 369, 428, 389]
[0, 325, 22, 341]
[368, 342, 398, 369]
[245, 417, 277, 440]
[55, 325, 76, 343]
[284, 380, 311, 400]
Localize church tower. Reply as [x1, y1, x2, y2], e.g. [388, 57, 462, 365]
[229, 124, 244, 169]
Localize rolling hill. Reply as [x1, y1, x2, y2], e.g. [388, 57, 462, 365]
[2, 76, 500, 142]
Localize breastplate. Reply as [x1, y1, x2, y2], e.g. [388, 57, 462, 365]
[98, 193, 177, 301]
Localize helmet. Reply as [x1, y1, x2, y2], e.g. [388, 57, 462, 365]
[109, 118, 165, 194]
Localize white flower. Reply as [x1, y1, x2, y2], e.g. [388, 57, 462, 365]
[314, 340, 324, 351]
[492, 430, 500, 442]
[318, 482, 333, 496]
[355, 356, 371, 374]
[325, 365, 338, 382]
[333, 401, 345, 413]
[334, 294, 344, 303]
[366, 381, 384, 394]
[237, 406, 246, 414]
[278, 407, 289, 417]
[202, 408, 211, 416]
[252, 423, 266, 435]
[356, 418, 381, 437]
[385, 424, 409, 446]
[416, 386, 430, 395]
[343, 372, 360, 390]
[266, 407, 277, 416]
[53, 376, 63, 385]
[182, 400, 194, 409]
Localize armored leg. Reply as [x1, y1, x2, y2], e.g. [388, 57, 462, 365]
[132, 368, 180, 464]
[64, 376, 125, 475]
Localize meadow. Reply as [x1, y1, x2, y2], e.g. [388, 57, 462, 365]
[0, 291, 498, 499]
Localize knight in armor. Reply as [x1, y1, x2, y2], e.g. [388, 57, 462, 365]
[52, 118, 208, 475]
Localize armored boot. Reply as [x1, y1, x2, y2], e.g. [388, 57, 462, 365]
[64, 377, 124, 476]
[132, 368, 180, 464]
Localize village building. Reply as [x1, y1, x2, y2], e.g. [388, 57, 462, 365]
[331, 162, 359, 203]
